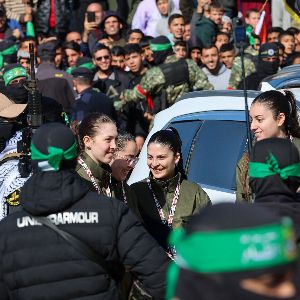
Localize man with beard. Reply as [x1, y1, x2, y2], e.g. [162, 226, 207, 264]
[201, 45, 230, 89]
[167, 202, 300, 300]
[237, 43, 280, 90]
[100, 12, 127, 48]
[121, 36, 213, 111]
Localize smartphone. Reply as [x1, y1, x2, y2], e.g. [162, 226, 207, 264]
[234, 26, 247, 46]
[87, 11, 96, 23]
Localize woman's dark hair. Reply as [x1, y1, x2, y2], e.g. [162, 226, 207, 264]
[147, 127, 187, 179]
[116, 132, 135, 152]
[78, 113, 116, 150]
[252, 90, 300, 138]
[63, 41, 81, 53]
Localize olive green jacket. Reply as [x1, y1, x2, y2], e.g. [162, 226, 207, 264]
[236, 137, 300, 202]
[131, 172, 211, 250]
[76, 152, 142, 221]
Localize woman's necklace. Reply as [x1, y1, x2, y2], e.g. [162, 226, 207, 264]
[147, 173, 181, 228]
[147, 173, 181, 258]
[78, 156, 112, 197]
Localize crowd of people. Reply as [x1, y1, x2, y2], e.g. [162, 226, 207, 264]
[0, 0, 300, 299]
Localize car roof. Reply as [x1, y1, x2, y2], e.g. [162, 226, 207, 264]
[128, 90, 260, 185]
[261, 69, 300, 88]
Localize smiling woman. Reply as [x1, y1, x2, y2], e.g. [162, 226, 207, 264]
[109, 132, 142, 221]
[131, 128, 211, 257]
[76, 113, 118, 196]
[236, 90, 300, 202]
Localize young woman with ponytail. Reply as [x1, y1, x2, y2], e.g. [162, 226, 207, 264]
[236, 90, 300, 202]
[131, 128, 211, 257]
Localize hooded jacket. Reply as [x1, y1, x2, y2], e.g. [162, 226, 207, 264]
[155, 0, 181, 36]
[0, 169, 168, 299]
[201, 63, 231, 90]
[195, 15, 219, 47]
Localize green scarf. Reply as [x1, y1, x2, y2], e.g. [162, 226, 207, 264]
[249, 152, 300, 180]
[31, 141, 78, 171]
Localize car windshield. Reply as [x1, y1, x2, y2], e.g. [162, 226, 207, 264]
[168, 120, 247, 191]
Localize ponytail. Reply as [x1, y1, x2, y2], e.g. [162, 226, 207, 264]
[252, 90, 300, 138]
[284, 90, 300, 138]
[168, 127, 187, 180]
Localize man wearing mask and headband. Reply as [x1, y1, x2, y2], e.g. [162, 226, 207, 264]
[119, 35, 213, 113]
[2, 63, 28, 104]
[2, 62, 64, 123]
[167, 203, 299, 300]
[237, 43, 280, 90]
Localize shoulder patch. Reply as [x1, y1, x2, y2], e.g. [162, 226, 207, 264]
[5, 189, 20, 206]
[54, 73, 64, 78]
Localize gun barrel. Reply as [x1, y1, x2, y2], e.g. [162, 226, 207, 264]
[29, 43, 35, 81]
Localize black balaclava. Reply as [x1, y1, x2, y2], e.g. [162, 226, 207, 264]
[258, 43, 280, 75]
[150, 36, 174, 65]
[249, 138, 300, 242]
[250, 138, 300, 203]
[6, 83, 28, 104]
[174, 203, 298, 300]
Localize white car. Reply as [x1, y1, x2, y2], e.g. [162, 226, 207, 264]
[128, 90, 262, 203]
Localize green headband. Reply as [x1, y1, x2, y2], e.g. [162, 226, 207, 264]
[30, 141, 78, 171]
[0, 44, 18, 69]
[3, 66, 27, 85]
[249, 152, 300, 180]
[166, 218, 297, 300]
[150, 42, 172, 52]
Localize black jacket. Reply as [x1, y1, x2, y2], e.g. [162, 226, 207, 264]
[71, 87, 117, 122]
[37, 62, 76, 113]
[35, 0, 71, 36]
[0, 170, 168, 299]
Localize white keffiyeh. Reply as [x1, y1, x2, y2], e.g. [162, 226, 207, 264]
[0, 131, 30, 221]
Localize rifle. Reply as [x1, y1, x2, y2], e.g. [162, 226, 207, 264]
[18, 43, 42, 178]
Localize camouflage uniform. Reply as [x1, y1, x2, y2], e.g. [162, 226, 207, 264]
[228, 46, 258, 89]
[229, 56, 256, 89]
[123, 55, 213, 106]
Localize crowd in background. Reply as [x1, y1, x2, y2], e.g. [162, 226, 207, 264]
[1, 1, 300, 300]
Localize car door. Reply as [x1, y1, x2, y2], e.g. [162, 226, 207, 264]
[167, 112, 248, 203]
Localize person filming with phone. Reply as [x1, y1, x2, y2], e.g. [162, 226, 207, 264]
[82, 2, 104, 52]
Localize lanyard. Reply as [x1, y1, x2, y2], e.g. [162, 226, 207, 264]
[121, 181, 127, 204]
[77, 157, 112, 197]
[147, 174, 181, 228]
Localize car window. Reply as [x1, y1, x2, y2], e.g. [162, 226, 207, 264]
[167, 120, 203, 168]
[187, 120, 247, 191]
